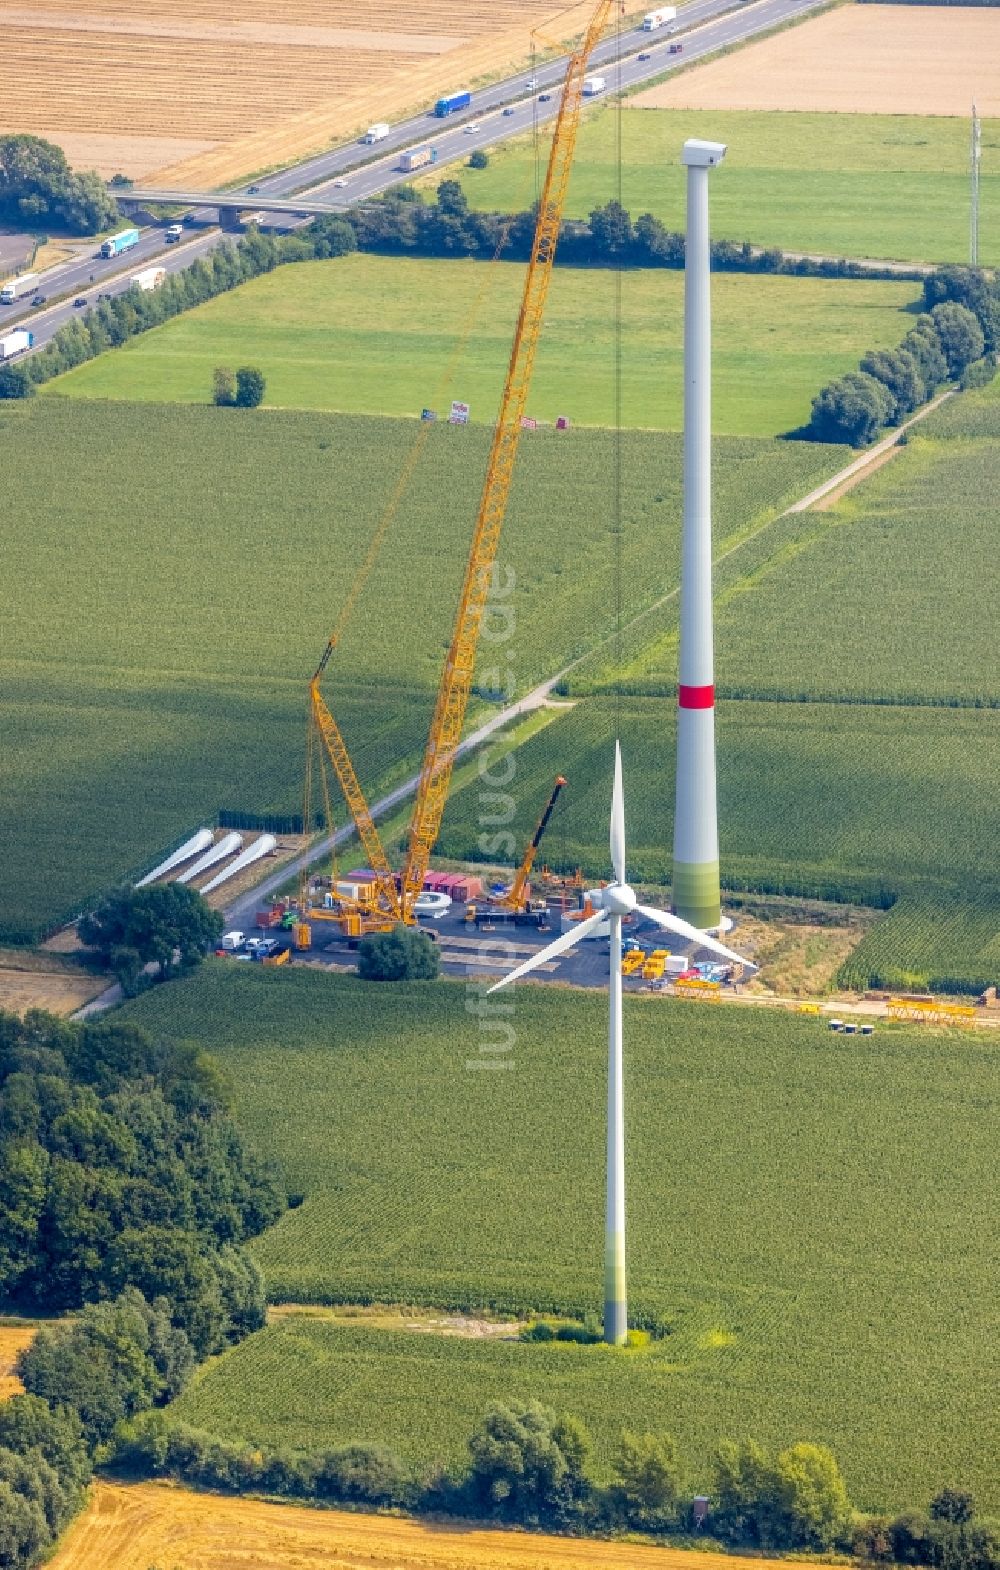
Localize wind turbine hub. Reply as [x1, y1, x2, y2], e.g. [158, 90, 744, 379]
[603, 881, 637, 916]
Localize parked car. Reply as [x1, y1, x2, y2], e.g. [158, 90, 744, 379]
[73, 296, 87, 307]
[256, 938, 283, 960]
[30, 294, 45, 306]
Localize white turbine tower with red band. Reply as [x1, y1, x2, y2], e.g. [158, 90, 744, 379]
[673, 138, 727, 932]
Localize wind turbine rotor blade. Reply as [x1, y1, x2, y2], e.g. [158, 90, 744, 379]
[635, 904, 754, 968]
[610, 740, 626, 886]
[487, 911, 607, 993]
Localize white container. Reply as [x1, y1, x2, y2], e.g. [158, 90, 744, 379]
[0, 329, 32, 359]
[129, 266, 166, 291]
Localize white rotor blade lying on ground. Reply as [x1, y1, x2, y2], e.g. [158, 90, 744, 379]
[487, 910, 607, 993]
[635, 903, 754, 968]
[610, 740, 626, 886]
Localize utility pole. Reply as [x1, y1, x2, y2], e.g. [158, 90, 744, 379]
[971, 102, 981, 268]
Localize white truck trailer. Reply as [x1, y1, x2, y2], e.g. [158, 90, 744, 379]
[129, 266, 166, 291]
[582, 74, 606, 96]
[364, 122, 390, 143]
[642, 6, 677, 28]
[0, 329, 33, 359]
[0, 273, 37, 304]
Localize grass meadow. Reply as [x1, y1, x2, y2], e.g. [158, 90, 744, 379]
[457, 105, 1000, 265]
[44, 254, 920, 438]
[0, 399, 839, 939]
[122, 964, 1000, 1512]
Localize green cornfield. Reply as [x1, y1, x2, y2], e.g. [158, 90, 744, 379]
[123, 964, 1000, 1513]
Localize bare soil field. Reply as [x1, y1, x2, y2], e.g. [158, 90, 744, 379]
[0, 1324, 37, 1403]
[632, 6, 1000, 116]
[52, 1481, 815, 1570]
[0, 1, 640, 186]
[0, 946, 104, 1017]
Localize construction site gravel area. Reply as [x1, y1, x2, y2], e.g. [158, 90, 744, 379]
[632, 5, 1000, 116]
[0, 0, 638, 183]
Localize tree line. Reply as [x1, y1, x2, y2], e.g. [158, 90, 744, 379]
[806, 267, 999, 445]
[112, 1396, 998, 1567]
[0, 1005, 288, 1568]
[0, 135, 118, 238]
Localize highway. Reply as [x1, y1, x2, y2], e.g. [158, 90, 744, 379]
[2, 0, 826, 358]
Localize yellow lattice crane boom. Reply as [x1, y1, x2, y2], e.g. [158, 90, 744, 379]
[304, 0, 624, 933]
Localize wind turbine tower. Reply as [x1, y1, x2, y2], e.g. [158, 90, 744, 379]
[673, 138, 727, 932]
[971, 103, 981, 267]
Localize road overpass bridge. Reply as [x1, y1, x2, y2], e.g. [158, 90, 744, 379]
[113, 188, 347, 225]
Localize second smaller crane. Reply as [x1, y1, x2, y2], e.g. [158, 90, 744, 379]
[496, 775, 567, 914]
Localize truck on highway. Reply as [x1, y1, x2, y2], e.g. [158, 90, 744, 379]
[0, 273, 37, 304]
[582, 74, 606, 96]
[642, 6, 677, 27]
[165, 223, 184, 242]
[100, 227, 140, 259]
[129, 266, 166, 291]
[434, 89, 471, 117]
[399, 145, 439, 173]
[364, 122, 390, 143]
[0, 328, 32, 359]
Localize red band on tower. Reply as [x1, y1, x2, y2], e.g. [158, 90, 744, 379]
[678, 684, 715, 710]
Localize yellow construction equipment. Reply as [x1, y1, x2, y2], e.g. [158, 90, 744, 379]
[299, 0, 626, 940]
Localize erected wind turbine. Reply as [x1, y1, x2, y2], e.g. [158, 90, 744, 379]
[489, 742, 751, 1345]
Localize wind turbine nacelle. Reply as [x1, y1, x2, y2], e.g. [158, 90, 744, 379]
[586, 888, 607, 909]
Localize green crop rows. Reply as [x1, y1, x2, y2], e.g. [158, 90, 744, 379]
[45, 254, 918, 439]
[439, 696, 1000, 907]
[122, 964, 1000, 1512]
[0, 399, 840, 940]
[838, 890, 1000, 994]
[458, 106, 1000, 266]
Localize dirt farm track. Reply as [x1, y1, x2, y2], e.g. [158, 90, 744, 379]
[0, 0, 644, 185]
[633, 5, 1000, 117]
[52, 1482, 820, 1570]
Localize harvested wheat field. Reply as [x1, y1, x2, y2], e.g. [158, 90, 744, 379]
[0, 0, 642, 186]
[0, 1324, 37, 1403]
[52, 1482, 815, 1570]
[632, 5, 1000, 116]
[0, 966, 105, 1017]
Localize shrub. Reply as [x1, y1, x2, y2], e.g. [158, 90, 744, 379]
[468, 149, 489, 170]
[212, 367, 236, 406]
[234, 366, 266, 407]
[468, 1401, 594, 1524]
[612, 1430, 684, 1524]
[357, 923, 440, 981]
[960, 355, 996, 391]
[809, 371, 895, 447]
[929, 303, 986, 379]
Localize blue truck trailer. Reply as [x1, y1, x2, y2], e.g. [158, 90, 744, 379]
[100, 227, 141, 259]
[434, 90, 471, 117]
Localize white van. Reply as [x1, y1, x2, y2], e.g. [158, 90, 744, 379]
[220, 930, 245, 952]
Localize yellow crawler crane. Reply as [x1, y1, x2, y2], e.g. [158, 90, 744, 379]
[301, 0, 626, 941]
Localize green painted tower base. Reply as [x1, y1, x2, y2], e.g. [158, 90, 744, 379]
[672, 859, 721, 931]
[604, 1234, 627, 1346]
